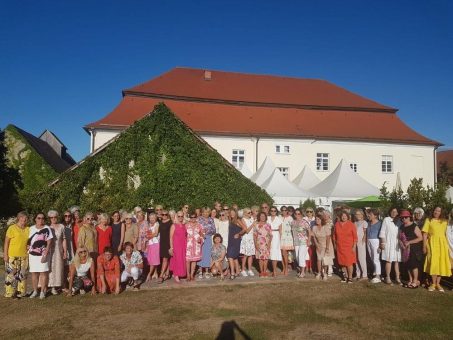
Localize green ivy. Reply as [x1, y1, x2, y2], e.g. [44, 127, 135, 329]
[28, 103, 273, 213]
[2, 126, 59, 216]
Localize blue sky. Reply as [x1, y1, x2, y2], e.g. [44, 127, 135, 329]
[1, 0, 452, 161]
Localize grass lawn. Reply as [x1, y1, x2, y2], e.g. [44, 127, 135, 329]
[1, 279, 452, 339]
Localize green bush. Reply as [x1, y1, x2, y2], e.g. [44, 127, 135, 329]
[27, 103, 272, 213]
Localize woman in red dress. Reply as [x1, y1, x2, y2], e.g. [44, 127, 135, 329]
[96, 213, 112, 257]
[333, 210, 358, 283]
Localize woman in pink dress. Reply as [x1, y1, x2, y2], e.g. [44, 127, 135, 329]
[169, 211, 187, 283]
[185, 212, 204, 281]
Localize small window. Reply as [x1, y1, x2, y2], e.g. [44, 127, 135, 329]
[349, 163, 358, 173]
[277, 167, 289, 178]
[382, 155, 393, 173]
[275, 144, 290, 154]
[316, 153, 329, 171]
[232, 149, 245, 168]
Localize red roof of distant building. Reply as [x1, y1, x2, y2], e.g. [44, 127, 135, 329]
[437, 150, 453, 168]
[85, 67, 440, 146]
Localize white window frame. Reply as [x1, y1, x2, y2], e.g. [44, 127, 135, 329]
[277, 167, 289, 178]
[316, 153, 329, 171]
[349, 162, 358, 173]
[232, 149, 245, 168]
[275, 144, 290, 154]
[382, 155, 393, 173]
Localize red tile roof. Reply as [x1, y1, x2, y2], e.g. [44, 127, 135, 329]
[86, 95, 440, 146]
[123, 67, 396, 112]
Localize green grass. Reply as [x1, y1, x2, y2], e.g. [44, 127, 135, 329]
[1, 280, 452, 339]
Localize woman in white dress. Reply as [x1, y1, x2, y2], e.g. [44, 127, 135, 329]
[268, 206, 282, 276]
[280, 206, 294, 276]
[447, 208, 453, 276]
[28, 212, 54, 299]
[239, 208, 256, 277]
[379, 207, 402, 284]
[216, 211, 230, 250]
[48, 210, 67, 295]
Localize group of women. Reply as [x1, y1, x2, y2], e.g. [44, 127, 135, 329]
[3, 202, 453, 298]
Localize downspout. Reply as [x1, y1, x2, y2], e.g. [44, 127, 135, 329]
[434, 146, 438, 185]
[255, 136, 260, 172]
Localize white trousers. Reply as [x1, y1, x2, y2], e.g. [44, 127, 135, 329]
[295, 245, 309, 268]
[121, 267, 142, 282]
[367, 239, 381, 276]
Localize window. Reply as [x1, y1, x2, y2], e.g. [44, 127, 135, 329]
[316, 153, 329, 171]
[382, 155, 393, 173]
[275, 144, 290, 154]
[349, 163, 358, 173]
[277, 167, 289, 178]
[232, 149, 245, 168]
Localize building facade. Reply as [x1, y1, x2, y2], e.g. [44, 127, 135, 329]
[85, 67, 440, 191]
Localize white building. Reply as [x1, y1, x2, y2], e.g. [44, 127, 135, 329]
[85, 67, 440, 192]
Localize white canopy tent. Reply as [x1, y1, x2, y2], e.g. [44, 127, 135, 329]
[310, 159, 380, 207]
[250, 157, 276, 186]
[261, 168, 312, 206]
[292, 165, 321, 191]
[238, 163, 253, 178]
[446, 186, 453, 202]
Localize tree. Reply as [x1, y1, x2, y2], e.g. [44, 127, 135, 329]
[406, 178, 426, 209]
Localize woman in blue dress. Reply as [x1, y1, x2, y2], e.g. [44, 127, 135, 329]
[197, 207, 216, 279]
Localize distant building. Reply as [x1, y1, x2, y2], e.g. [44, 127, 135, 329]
[5, 125, 75, 173]
[85, 67, 441, 190]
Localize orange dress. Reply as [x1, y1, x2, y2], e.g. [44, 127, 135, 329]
[97, 255, 120, 293]
[334, 221, 358, 266]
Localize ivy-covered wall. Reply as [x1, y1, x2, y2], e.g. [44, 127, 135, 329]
[29, 103, 272, 213]
[1, 126, 59, 216]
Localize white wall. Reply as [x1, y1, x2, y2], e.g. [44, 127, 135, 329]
[92, 129, 436, 190]
[93, 129, 121, 151]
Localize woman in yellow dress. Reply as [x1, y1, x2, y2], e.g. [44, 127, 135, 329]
[422, 206, 451, 292]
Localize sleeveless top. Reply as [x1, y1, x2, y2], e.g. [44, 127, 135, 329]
[76, 258, 92, 277]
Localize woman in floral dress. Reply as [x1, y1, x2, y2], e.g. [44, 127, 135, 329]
[210, 233, 228, 280]
[254, 211, 272, 277]
[280, 206, 294, 276]
[185, 212, 204, 281]
[291, 208, 312, 278]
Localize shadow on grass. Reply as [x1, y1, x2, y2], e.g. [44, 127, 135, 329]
[216, 320, 252, 340]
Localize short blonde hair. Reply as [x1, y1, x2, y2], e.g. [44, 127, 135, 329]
[47, 210, 59, 218]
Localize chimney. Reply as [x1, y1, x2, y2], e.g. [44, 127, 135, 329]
[204, 70, 212, 81]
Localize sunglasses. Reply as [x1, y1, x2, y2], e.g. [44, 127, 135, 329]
[36, 217, 45, 220]
[306, 211, 313, 213]
[64, 214, 72, 217]
[223, 208, 229, 211]
[162, 213, 168, 216]
[177, 215, 184, 218]
[86, 217, 93, 220]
